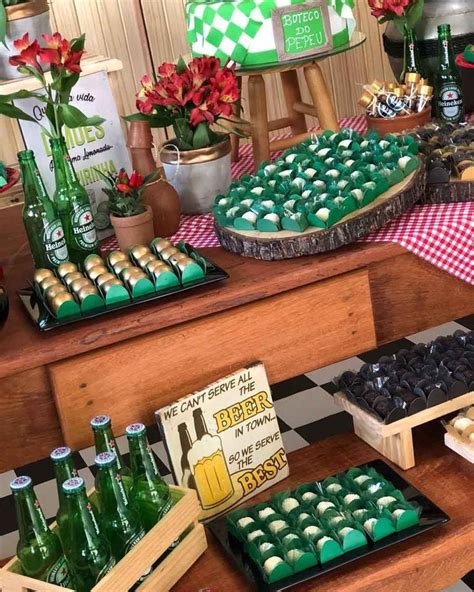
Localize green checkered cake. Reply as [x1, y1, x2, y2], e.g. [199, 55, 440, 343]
[186, 0, 356, 67]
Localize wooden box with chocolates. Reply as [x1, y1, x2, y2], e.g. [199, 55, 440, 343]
[208, 461, 448, 591]
[18, 239, 228, 331]
[406, 121, 474, 203]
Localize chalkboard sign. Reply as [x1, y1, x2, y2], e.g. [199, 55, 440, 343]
[272, 0, 332, 61]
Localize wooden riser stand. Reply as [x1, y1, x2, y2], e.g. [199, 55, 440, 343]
[335, 391, 474, 470]
[0, 485, 207, 592]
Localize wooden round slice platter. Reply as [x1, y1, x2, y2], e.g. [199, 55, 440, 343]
[423, 178, 474, 204]
[215, 164, 426, 260]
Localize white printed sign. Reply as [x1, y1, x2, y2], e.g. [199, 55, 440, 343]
[15, 70, 131, 238]
[156, 363, 289, 521]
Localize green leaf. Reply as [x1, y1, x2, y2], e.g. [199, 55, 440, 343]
[378, 16, 391, 24]
[70, 33, 86, 53]
[192, 122, 211, 149]
[0, 102, 37, 122]
[176, 56, 187, 75]
[393, 16, 407, 36]
[122, 112, 150, 122]
[406, 0, 424, 30]
[0, 89, 45, 103]
[0, 2, 7, 48]
[173, 118, 193, 146]
[60, 72, 80, 104]
[60, 104, 105, 128]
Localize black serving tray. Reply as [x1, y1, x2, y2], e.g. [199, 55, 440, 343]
[208, 459, 449, 592]
[18, 252, 229, 332]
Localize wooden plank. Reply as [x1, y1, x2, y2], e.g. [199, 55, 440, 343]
[369, 253, 474, 344]
[174, 427, 474, 592]
[50, 269, 376, 450]
[0, 367, 62, 473]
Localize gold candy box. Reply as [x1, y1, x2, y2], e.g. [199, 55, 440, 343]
[19, 239, 229, 331]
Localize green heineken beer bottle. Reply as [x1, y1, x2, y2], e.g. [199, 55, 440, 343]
[400, 28, 423, 82]
[126, 423, 172, 532]
[436, 24, 465, 123]
[95, 451, 145, 560]
[58, 477, 115, 592]
[10, 476, 71, 587]
[50, 138, 98, 266]
[19, 150, 69, 270]
[91, 415, 132, 493]
[50, 446, 78, 514]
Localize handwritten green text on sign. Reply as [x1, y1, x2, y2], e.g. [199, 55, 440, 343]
[282, 7, 327, 55]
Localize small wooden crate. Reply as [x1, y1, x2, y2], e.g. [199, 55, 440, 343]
[0, 485, 207, 592]
[335, 390, 474, 470]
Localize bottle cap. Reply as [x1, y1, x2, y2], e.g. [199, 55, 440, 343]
[419, 85, 433, 96]
[387, 83, 397, 91]
[50, 446, 72, 461]
[90, 415, 111, 430]
[62, 477, 85, 493]
[358, 91, 374, 109]
[438, 23, 451, 34]
[405, 72, 421, 84]
[370, 80, 384, 92]
[95, 451, 117, 466]
[10, 476, 32, 491]
[125, 422, 146, 437]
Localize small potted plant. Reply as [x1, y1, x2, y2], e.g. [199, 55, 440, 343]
[126, 56, 242, 214]
[0, 0, 51, 79]
[98, 168, 156, 251]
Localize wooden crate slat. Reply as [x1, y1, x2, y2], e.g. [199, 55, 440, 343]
[0, 568, 73, 591]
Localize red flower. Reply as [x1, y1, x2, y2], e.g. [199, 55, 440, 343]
[383, 0, 410, 16]
[189, 102, 215, 126]
[39, 32, 83, 74]
[116, 184, 131, 193]
[158, 62, 176, 77]
[117, 168, 129, 185]
[368, 0, 385, 17]
[129, 171, 143, 188]
[9, 34, 42, 71]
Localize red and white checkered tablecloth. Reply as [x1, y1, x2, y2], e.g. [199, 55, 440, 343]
[103, 115, 474, 285]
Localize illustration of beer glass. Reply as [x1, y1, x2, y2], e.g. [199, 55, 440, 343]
[187, 409, 234, 509]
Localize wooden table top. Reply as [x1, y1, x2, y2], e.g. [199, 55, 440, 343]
[0, 204, 404, 379]
[175, 424, 474, 592]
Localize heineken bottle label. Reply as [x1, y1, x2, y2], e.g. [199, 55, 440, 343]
[385, 94, 405, 112]
[95, 557, 116, 582]
[124, 528, 145, 554]
[45, 554, 71, 587]
[86, 501, 101, 535]
[43, 220, 69, 266]
[146, 445, 159, 476]
[376, 102, 396, 119]
[71, 204, 98, 250]
[438, 84, 463, 122]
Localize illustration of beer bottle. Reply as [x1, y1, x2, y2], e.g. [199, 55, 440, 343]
[50, 138, 99, 266]
[178, 423, 196, 489]
[19, 150, 69, 270]
[435, 24, 465, 123]
[188, 408, 234, 509]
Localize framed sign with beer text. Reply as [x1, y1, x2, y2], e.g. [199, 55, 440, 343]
[14, 70, 131, 239]
[272, 0, 332, 61]
[156, 363, 289, 521]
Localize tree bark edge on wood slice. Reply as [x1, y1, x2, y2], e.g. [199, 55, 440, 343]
[421, 179, 474, 204]
[215, 165, 426, 261]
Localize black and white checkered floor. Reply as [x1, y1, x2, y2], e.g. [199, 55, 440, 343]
[1, 316, 473, 590]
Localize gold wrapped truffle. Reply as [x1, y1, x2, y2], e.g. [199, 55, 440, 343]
[121, 267, 144, 283]
[96, 272, 116, 288]
[107, 251, 128, 267]
[160, 246, 179, 261]
[137, 253, 158, 269]
[101, 278, 124, 294]
[70, 278, 92, 293]
[113, 260, 133, 276]
[147, 260, 170, 275]
[57, 262, 78, 279]
[84, 255, 104, 272]
[50, 291, 75, 314]
[129, 244, 151, 260]
[44, 283, 68, 301]
[87, 265, 109, 282]
[34, 268, 54, 284]
[168, 252, 188, 266]
[63, 272, 84, 288]
[40, 276, 62, 292]
[127, 272, 148, 288]
[77, 285, 99, 302]
[153, 239, 173, 253]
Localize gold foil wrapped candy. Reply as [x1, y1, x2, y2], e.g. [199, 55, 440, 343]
[137, 253, 157, 269]
[63, 272, 84, 288]
[153, 239, 173, 253]
[113, 260, 133, 277]
[50, 291, 75, 314]
[107, 251, 128, 267]
[40, 276, 61, 292]
[77, 285, 99, 302]
[57, 262, 78, 279]
[84, 255, 104, 272]
[101, 278, 124, 294]
[129, 245, 151, 260]
[160, 246, 179, 261]
[44, 283, 68, 301]
[34, 268, 54, 284]
[70, 278, 92, 293]
[87, 265, 109, 282]
[96, 272, 116, 288]
[121, 267, 144, 283]
[168, 252, 188, 266]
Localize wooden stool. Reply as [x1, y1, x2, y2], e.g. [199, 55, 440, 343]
[231, 59, 340, 169]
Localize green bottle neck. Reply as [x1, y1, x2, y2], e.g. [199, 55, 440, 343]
[94, 428, 127, 473]
[53, 459, 76, 503]
[404, 29, 419, 71]
[14, 488, 49, 544]
[19, 155, 50, 207]
[96, 464, 130, 514]
[50, 140, 80, 188]
[64, 489, 101, 538]
[129, 435, 160, 481]
[438, 33, 456, 70]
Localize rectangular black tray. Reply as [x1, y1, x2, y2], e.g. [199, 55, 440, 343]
[207, 459, 449, 591]
[18, 253, 229, 332]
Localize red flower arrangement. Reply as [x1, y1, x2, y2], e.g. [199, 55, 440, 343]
[0, 32, 103, 137]
[97, 168, 157, 218]
[368, 0, 424, 34]
[127, 56, 242, 151]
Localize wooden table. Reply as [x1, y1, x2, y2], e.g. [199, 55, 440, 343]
[0, 204, 472, 471]
[175, 424, 474, 592]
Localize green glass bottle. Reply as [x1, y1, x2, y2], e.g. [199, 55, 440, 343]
[58, 477, 115, 592]
[126, 423, 172, 532]
[50, 137, 99, 266]
[10, 475, 71, 587]
[50, 446, 78, 515]
[436, 24, 465, 123]
[90, 415, 131, 493]
[95, 451, 145, 560]
[400, 27, 423, 82]
[19, 150, 69, 270]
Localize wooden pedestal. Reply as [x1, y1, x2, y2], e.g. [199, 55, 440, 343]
[335, 391, 474, 470]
